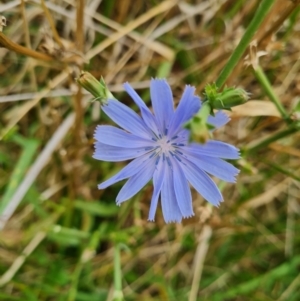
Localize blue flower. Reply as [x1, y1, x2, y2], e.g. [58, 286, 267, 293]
[93, 79, 239, 223]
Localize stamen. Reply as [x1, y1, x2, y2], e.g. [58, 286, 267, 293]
[149, 152, 156, 158]
[145, 146, 154, 151]
[155, 155, 161, 165]
[166, 156, 171, 166]
[174, 150, 183, 155]
[174, 154, 182, 162]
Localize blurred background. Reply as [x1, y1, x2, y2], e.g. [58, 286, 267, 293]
[1, 0, 300, 300]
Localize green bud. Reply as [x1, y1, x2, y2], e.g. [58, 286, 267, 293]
[204, 83, 219, 103]
[204, 84, 249, 110]
[76, 71, 115, 104]
[212, 87, 249, 110]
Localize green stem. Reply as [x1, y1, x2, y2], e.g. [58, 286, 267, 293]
[68, 262, 83, 301]
[254, 65, 291, 123]
[245, 124, 300, 155]
[113, 244, 124, 301]
[261, 159, 300, 182]
[67, 223, 107, 301]
[215, 0, 275, 88]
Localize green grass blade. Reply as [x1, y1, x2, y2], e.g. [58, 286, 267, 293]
[0, 136, 39, 213]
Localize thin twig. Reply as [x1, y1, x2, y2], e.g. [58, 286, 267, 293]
[0, 32, 54, 61]
[41, 0, 64, 48]
[20, 0, 37, 89]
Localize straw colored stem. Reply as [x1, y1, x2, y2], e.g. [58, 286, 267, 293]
[0, 32, 53, 61]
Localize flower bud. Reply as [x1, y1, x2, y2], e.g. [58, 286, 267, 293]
[204, 84, 249, 110]
[76, 71, 115, 104]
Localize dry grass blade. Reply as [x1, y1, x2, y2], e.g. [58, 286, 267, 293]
[0, 232, 46, 287]
[189, 225, 212, 301]
[0, 113, 75, 230]
[86, 0, 179, 60]
[83, 7, 174, 60]
[0, 70, 70, 140]
[238, 179, 290, 213]
[229, 100, 281, 117]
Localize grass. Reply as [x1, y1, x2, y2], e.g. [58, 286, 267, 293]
[1, 0, 300, 300]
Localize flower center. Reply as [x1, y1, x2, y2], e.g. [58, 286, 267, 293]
[147, 132, 186, 166]
[156, 136, 173, 153]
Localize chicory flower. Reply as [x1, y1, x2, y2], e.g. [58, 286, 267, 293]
[93, 79, 239, 223]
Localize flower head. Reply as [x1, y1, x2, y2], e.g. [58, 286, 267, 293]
[93, 79, 239, 223]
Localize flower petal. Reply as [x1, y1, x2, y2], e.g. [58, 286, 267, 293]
[207, 111, 230, 129]
[186, 141, 240, 159]
[98, 154, 150, 189]
[174, 129, 190, 145]
[180, 159, 223, 206]
[161, 164, 182, 223]
[102, 99, 151, 138]
[184, 154, 239, 182]
[123, 82, 160, 135]
[150, 79, 174, 132]
[148, 156, 165, 221]
[140, 107, 160, 136]
[94, 125, 154, 148]
[172, 158, 194, 218]
[93, 142, 148, 162]
[168, 86, 201, 136]
[123, 82, 149, 111]
[116, 157, 156, 204]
